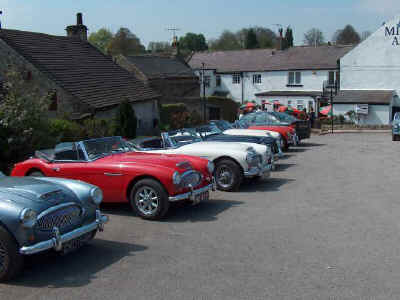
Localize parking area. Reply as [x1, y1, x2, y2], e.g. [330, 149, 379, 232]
[2, 133, 400, 299]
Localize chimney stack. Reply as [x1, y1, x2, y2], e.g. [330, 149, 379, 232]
[66, 12, 88, 41]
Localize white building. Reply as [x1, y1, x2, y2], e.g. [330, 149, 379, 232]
[188, 46, 352, 112]
[332, 15, 400, 125]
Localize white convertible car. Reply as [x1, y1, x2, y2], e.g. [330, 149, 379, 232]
[130, 130, 272, 192]
[210, 120, 285, 153]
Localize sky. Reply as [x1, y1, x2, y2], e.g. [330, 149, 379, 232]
[0, 0, 399, 48]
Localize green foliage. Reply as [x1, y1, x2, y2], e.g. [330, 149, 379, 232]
[88, 28, 113, 54]
[160, 103, 203, 130]
[283, 27, 294, 50]
[107, 27, 146, 56]
[209, 30, 242, 51]
[179, 33, 208, 53]
[114, 100, 137, 139]
[245, 29, 259, 49]
[148, 41, 173, 53]
[0, 68, 53, 173]
[333, 25, 360, 45]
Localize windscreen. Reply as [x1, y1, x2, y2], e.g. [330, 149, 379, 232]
[83, 136, 132, 160]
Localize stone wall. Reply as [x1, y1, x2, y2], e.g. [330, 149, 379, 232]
[0, 39, 90, 117]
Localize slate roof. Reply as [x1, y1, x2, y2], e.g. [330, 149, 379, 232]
[126, 55, 196, 79]
[188, 45, 353, 73]
[333, 90, 394, 104]
[255, 91, 322, 97]
[0, 29, 160, 109]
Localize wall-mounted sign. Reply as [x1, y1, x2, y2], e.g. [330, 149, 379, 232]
[385, 22, 400, 46]
[355, 104, 369, 115]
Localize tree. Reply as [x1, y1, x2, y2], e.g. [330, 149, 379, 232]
[114, 100, 137, 139]
[209, 30, 241, 51]
[88, 28, 113, 54]
[333, 25, 361, 45]
[245, 28, 259, 49]
[107, 27, 145, 56]
[284, 27, 294, 49]
[179, 33, 208, 52]
[148, 41, 172, 53]
[303, 28, 325, 46]
[254, 27, 276, 48]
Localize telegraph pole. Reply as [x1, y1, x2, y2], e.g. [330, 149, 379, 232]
[202, 62, 206, 122]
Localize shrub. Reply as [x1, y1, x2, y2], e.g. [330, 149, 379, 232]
[206, 97, 239, 122]
[114, 100, 137, 138]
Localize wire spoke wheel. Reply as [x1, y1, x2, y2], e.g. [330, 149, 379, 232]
[135, 187, 160, 216]
[217, 166, 234, 189]
[0, 240, 9, 277]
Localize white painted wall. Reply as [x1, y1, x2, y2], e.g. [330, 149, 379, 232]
[254, 95, 316, 112]
[340, 14, 400, 96]
[333, 104, 389, 125]
[195, 68, 335, 109]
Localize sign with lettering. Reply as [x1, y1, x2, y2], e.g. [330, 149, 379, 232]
[385, 21, 400, 46]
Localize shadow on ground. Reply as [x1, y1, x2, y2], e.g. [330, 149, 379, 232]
[166, 199, 244, 223]
[10, 239, 146, 288]
[239, 177, 295, 193]
[297, 142, 326, 148]
[275, 163, 296, 172]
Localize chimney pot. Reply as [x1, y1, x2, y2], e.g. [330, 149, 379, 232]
[77, 13, 83, 25]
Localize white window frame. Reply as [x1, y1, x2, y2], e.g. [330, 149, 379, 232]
[216, 75, 221, 87]
[297, 100, 304, 111]
[288, 71, 301, 85]
[232, 73, 241, 84]
[252, 74, 262, 84]
[204, 75, 211, 88]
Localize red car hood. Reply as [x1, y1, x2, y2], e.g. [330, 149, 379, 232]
[249, 126, 294, 138]
[97, 152, 192, 171]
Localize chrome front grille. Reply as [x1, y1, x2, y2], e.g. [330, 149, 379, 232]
[36, 204, 83, 232]
[180, 171, 202, 188]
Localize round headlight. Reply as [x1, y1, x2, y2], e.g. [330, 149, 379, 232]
[172, 171, 181, 185]
[20, 208, 37, 228]
[207, 161, 215, 174]
[90, 187, 103, 205]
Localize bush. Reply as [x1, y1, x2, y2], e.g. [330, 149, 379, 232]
[114, 100, 137, 139]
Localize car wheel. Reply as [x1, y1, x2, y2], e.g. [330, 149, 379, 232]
[0, 226, 24, 282]
[27, 171, 44, 177]
[130, 179, 170, 220]
[282, 138, 289, 151]
[215, 159, 243, 192]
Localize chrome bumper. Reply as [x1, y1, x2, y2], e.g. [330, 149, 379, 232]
[20, 210, 109, 255]
[244, 163, 272, 178]
[169, 181, 215, 202]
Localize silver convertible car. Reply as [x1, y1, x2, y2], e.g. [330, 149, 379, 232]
[0, 172, 108, 281]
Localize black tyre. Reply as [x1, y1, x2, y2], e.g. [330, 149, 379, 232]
[282, 138, 289, 151]
[0, 226, 24, 282]
[215, 159, 243, 192]
[393, 134, 399, 141]
[27, 171, 44, 177]
[129, 179, 170, 220]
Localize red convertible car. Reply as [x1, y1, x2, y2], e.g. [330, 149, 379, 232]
[11, 137, 215, 220]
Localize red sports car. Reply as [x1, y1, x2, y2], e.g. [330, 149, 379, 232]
[249, 125, 296, 151]
[11, 136, 215, 220]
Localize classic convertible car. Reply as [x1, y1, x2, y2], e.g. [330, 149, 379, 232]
[0, 172, 108, 281]
[11, 137, 215, 220]
[193, 125, 281, 165]
[392, 112, 400, 141]
[130, 130, 272, 192]
[203, 122, 284, 157]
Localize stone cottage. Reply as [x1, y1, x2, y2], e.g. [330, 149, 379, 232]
[0, 13, 161, 135]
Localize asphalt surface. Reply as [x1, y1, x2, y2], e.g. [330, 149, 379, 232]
[1, 133, 400, 300]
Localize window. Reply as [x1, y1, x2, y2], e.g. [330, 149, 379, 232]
[288, 71, 301, 85]
[204, 75, 211, 88]
[216, 75, 221, 87]
[252, 74, 262, 84]
[297, 100, 304, 110]
[328, 71, 336, 86]
[232, 73, 241, 84]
